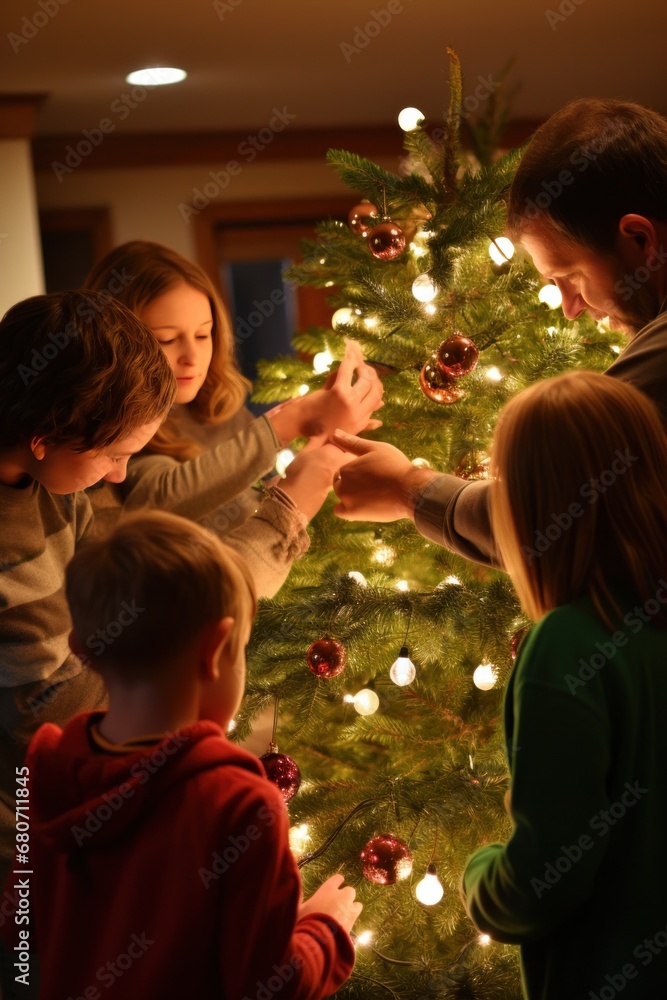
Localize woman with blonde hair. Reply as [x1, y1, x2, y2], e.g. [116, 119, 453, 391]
[85, 240, 383, 597]
[463, 371, 667, 999]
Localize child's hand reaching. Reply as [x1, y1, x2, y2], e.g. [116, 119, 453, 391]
[298, 874, 363, 935]
[267, 340, 383, 447]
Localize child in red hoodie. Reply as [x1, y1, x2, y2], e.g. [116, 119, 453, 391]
[13, 510, 361, 1000]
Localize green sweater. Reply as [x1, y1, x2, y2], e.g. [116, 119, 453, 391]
[463, 589, 667, 999]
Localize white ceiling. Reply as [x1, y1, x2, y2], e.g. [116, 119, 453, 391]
[1, 0, 665, 135]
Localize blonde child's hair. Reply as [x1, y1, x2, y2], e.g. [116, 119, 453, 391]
[66, 510, 257, 675]
[491, 370, 667, 629]
[85, 240, 251, 461]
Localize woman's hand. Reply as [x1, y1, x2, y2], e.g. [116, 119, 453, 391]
[267, 340, 383, 446]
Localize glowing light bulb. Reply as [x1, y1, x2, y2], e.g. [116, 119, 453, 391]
[398, 107, 425, 131]
[351, 689, 380, 716]
[288, 823, 311, 855]
[473, 663, 497, 691]
[488, 237, 515, 266]
[415, 866, 444, 905]
[373, 544, 395, 566]
[611, 344, 621, 354]
[485, 366, 503, 382]
[444, 575, 461, 586]
[275, 449, 295, 477]
[312, 349, 334, 374]
[356, 930, 373, 947]
[227, 719, 236, 733]
[479, 934, 491, 947]
[424, 303, 437, 315]
[125, 67, 187, 86]
[411, 457, 431, 469]
[538, 284, 563, 309]
[364, 316, 378, 329]
[395, 580, 410, 592]
[390, 646, 416, 686]
[325, 280, 334, 287]
[413, 228, 435, 244]
[297, 384, 309, 396]
[547, 325, 557, 336]
[409, 242, 427, 258]
[411, 274, 438, 302]
[348, 571, 368, 587]
[319, 258, 326, 264]
[331, 308, 353, 329]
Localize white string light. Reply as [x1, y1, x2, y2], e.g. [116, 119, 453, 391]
[312, 349, 334, 374]
[473, 663, 497, 690]
[390, 646, 416, 686]
[345, 689, 380, 716]
[411, 274, 438, 302]
[398, 107, 425, 131]
[488, 237, 515, 266]
[415, 866, 444, 905]
[331, 308, 353, 329]
[275, 449, 295, 477]
[538, 284, 563, 309]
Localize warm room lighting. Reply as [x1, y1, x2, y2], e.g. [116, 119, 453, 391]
[125, 67, 187, 86]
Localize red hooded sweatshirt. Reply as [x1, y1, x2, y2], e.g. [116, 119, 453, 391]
[12, 712, 354, 1000]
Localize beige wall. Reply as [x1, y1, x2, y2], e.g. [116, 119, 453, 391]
[0, 140, 44, 315]
[34, 157, 393, 260]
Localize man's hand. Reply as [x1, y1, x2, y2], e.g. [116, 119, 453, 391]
[297, 874, 363, 935]
[331, 430, 438, 522]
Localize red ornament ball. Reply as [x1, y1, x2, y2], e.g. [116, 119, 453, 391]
[348, 200, 379, 235]
[419, 354, 466, 405]
[511, 627, 529, 661]
[436, 334, 479, 378]
[260, 744, 301, 802]
[307, 638, 347, 678]
[367, 221, 406, 260]
[360, 834, 413, 885]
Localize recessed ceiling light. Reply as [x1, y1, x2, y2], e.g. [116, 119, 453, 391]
[125, 67, 187, 86]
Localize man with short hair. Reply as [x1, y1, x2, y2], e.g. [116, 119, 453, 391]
[331, 98, 667, 565]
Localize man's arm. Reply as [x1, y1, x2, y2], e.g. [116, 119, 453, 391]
[331, 431, 500, 568]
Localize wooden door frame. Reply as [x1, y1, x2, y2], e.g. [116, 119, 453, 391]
[193, 196, 353, 295]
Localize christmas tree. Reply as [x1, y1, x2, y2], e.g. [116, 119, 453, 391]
[237, 52, 619, 999]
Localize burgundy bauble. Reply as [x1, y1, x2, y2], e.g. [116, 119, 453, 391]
[360, 834, 413, 885]
[367, 221, 406, 260]
[260, 743, 301, 802]
[307, 638, 347, 678]
[436, 334, 479, 378]
[348, 200, 379, 235]
[511, 627, 529, 661]
[419, 354, 466, 405]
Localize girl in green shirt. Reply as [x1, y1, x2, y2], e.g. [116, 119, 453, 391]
[463, 370, 667, 1000]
